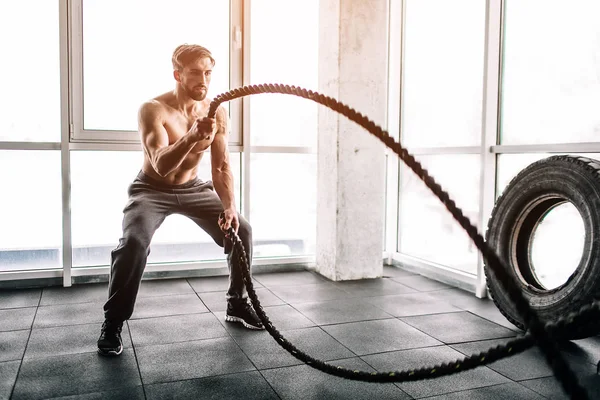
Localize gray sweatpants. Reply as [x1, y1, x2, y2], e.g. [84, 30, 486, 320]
[103, 170, 252, 322]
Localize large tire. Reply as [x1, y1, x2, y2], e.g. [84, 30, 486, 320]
[485, 155, 600, 340]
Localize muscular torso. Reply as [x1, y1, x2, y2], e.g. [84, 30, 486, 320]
[142, 93, 219, 185]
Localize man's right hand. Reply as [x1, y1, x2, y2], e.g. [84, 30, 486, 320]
[189, 117, 216, 141]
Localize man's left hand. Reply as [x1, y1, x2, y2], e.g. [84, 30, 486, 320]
[219, 208, 239, 234]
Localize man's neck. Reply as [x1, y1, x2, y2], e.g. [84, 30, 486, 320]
[173, 87, 199, 116]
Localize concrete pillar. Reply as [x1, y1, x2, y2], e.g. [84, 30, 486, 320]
[316, 0, 388, 281]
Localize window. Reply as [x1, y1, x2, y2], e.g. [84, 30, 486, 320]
[246, 1, 319, 259]
[398, 155, 481, 274]
[249, 154, 317, 257]
[500, 0, 600, 145]
[0, 1, 61, 142]
[401, 0, 486, 147]
[72, 0, 235, 142]
[70, 151, 241, 267]
[249, 0, 319, 148]
[0, 151, 62, 272]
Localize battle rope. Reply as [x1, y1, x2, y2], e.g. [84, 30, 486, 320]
[209, 83, 590, 398]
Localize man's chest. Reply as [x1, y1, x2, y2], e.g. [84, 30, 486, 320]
[164, 114, 213, 153]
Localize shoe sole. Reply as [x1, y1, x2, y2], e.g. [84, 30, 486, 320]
[225, 315, 265, 330]
[97, 346, 123, 357]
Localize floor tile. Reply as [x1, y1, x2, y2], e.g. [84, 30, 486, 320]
[269, 282, 353, 304]
[521, 375, 600, 400]
[294, 298, 392, 325]
[520, 377, 569, 400]
[11, 350, 141, 400]
[425, 382, 545, 399]
[262, 304, 319, 330]
[0, 289, 41, 309]
[327, 357, 412, 398]
[130, 294, 208, 319]
[0, 360, 20, 400]
[323, 318, 441, 355]
[366, 292, 462, 317]
[362, 346, 511, 398]
[382, 265, 418, 279]
[137, 278, 195, 298]
[135, 337, 255, 384]
[0, 330, 29, 362]
[33, 302, 104, 329]
[145, 371, 278, 400]
[401, 312, 516, 344]
[424, 288, 486, 310]
[40, 284, 107, 306]
[450, 338, 560, 381]
[197, 291, 228, 312]
[278, 326, 355, 360]
[230, 330, 303, 370]
[25, 323, 132, 359]
[561, 336, 600, 366]
[233, 326, 355, 370]
[248, 288, 286, 308]
[332, 278, 417, 298]
[328, 356, 379, 373]
[188, 276, 262, 293]
[392, 275, 451, 292]
[215, 304, 316, 337]
[199, 288, 284, 312]
[0, 308, 36, 332]
[460, 299, 522, 332]
[261, 363, 411, 400]
[127, 313, 228, 347]
[253, 270, 330, 288]
[47, 386, 145, 399]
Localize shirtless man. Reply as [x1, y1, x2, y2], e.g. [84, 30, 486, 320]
[97, 44, 263, 357]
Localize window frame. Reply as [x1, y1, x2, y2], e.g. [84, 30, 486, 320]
[0, 0, 320, 287]
[68, 0, 244, 145]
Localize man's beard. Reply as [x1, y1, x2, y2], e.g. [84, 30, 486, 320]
[185, 85, 207, 101]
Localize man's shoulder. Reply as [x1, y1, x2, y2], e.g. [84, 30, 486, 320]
[139, 96, 169, 119]
[214, 103, 228, 121]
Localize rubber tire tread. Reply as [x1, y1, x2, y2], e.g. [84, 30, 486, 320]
[485, 155, 600, 340]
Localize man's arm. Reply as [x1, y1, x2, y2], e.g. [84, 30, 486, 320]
[139, 101, 207, 177]
[211, 106, 237, 213]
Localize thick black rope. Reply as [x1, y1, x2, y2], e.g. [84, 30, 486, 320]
[209, 83, 590, 398]
[227, 228, 600, 385]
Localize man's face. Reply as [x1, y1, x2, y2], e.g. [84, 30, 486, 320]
[176, 56, 213, 101]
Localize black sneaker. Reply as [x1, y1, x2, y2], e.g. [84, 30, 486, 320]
[225, 301, 264, 330]
[97, 319, 123, 356]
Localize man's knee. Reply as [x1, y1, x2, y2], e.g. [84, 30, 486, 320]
[113, 235, 151, 256]
[237, 216, 252, 241]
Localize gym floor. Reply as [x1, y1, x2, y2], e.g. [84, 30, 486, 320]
[1, 265, 599, 399]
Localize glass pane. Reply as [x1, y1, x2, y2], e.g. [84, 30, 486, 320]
[530, 202, 584, 290]
[500, 0, 600, 144]
[82, 0, 230, 131]
[0, 151, 62, 271]
[398, 154, 481, 274]
[250, 154, 316, 257]
[249, 0, 319, 147]
[0, 1, 60, 142]
[402, 0, 486, 147]
[71, 151, 241, 267]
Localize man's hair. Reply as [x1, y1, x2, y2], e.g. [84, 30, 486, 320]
[172, 44, 215, 71]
